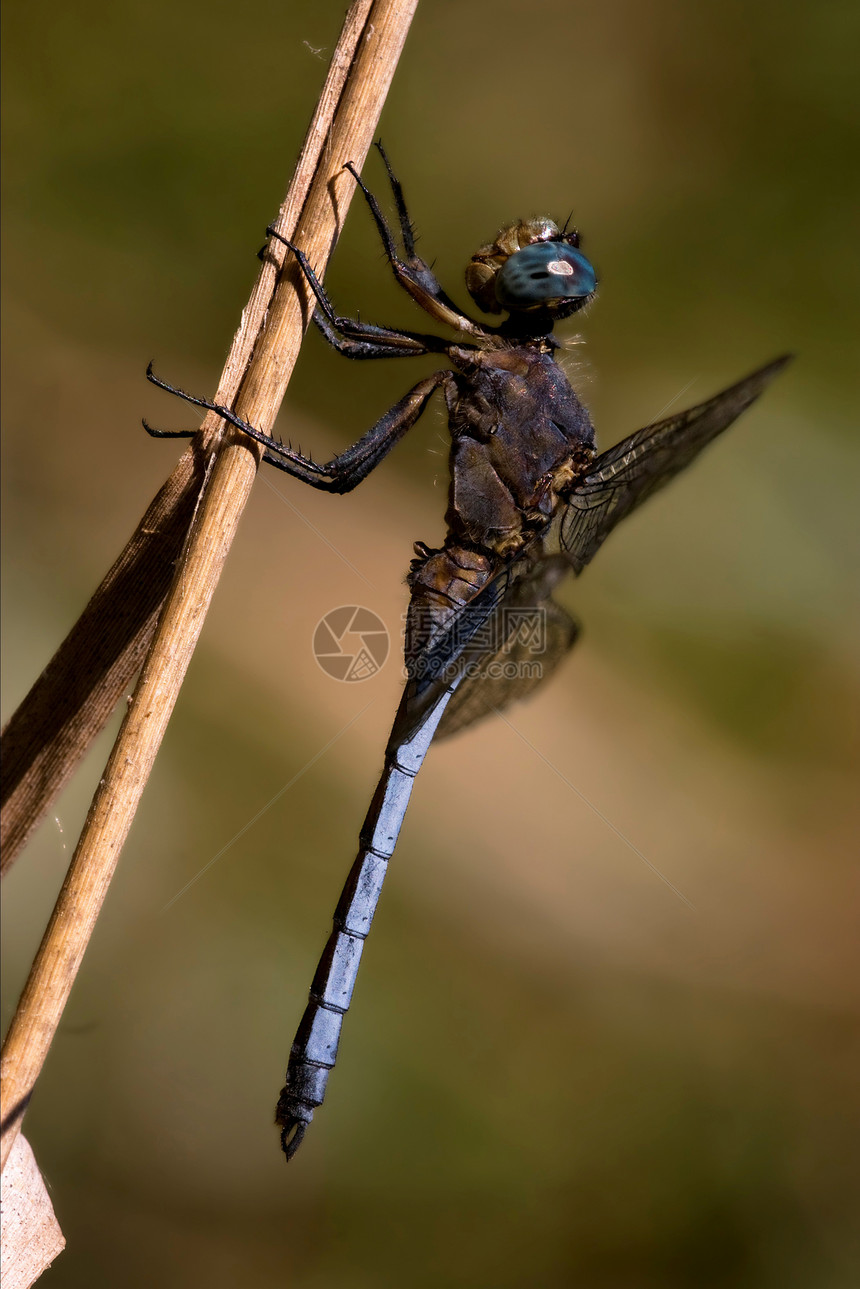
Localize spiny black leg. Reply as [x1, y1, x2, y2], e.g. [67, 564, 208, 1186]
[146, 364, 331, 487]
[146, 363, 450, 493]
[142, 419, 196, 439]
[264, 225, 355, 328]
[236, 370, 449, 491]
[343, 161, 493, 339]
[374, 140, 478, 326]
[374, 139, 418, 259]
[143, 415, 295, 472]
[265, 225, 461, 358]
[342, 162, 402, 264]
[266, 225, 441, 355]
[306, 370, 452, 492]
[147, 364, 275, 443]
[311, 312, 432, 360]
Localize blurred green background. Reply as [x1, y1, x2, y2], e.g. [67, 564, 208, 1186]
[2, 1, 859, 1285]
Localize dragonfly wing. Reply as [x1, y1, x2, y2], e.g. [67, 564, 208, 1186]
[561, 355, 791, 574]
[436, 595, 578, 738]
[392, 546, 575, 747]
[390, 553, 528, 747]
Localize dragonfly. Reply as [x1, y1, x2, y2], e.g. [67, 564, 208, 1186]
[146, 142, 789, 1161]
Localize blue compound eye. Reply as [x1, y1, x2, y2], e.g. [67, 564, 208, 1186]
[495, 241, 597, 311]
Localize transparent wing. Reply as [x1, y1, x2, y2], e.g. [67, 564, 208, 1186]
[390, 553, 527, 747]
[436, 594, 578, 739]
[392, 548, 574, 745]
[561, 355, 790, 574]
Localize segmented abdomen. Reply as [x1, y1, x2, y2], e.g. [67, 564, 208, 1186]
[405, 543, 498, 679]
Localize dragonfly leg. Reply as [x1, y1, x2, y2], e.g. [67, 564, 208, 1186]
[374, 139, 421, 260]
[141, 419, 196, 439]
[146, 364, 451, 493]
[345, 154, 495, 339]
[309, 310, 456, 361]
[303, 369, 453, 492]
[266, 228, 452, 358]
[142, 416, 311, 474]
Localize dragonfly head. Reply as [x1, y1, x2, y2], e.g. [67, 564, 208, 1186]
[466, 218, 597, 322]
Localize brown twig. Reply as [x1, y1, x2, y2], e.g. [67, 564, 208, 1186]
[0, 0, 397, 872]
[0, 0, 419, 1171]
[0, 3, 375, 872]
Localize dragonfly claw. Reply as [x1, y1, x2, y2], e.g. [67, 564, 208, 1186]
[280, 1117, 309, 1162]
[265, 223, 299, 256]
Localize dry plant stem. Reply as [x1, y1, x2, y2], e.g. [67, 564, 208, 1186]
[0, 451, 207, 869]
[0, 0, 419, 1171]
[0, 0, 376, 874]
